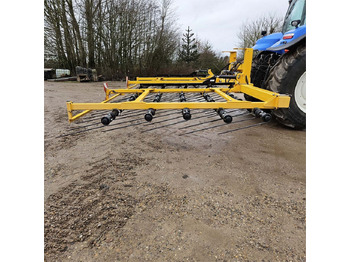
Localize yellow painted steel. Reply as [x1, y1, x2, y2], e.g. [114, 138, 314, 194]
[213, 89, 238, 102]
[67, 87, 290, 111]
[65, 48, 291, 123]
[222, 51, 237, 71]
[127, 69, 215, 88]
[134, 89, 150, 102]
[70, 101, 276, 111]
[66, 93, 122, 123]
[237, 48, 253, 85]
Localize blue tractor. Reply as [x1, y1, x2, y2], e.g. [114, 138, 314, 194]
[249, 0, 306, 129]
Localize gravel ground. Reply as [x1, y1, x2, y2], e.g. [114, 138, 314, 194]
[44, 81, 306, 261]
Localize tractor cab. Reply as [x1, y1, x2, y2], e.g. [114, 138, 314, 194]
[282, 0, 306, 33]
[253, 0, 306, 53]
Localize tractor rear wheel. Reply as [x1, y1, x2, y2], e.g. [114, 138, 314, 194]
[245, 51, 280, 101]
[266, 45, 306, 129]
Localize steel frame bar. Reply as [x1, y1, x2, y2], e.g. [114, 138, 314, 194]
[67, 92, 121, 122]
[127, 69, 215, 87]
[67, 86, 289, 111]
[66, 48, 291, 123]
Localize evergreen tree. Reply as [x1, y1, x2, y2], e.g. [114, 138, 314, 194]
[178, 26, 199, 64]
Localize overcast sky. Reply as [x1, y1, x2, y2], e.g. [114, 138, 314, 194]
[171, 0, 289, 52]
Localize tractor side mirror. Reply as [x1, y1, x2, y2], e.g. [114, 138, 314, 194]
[291, 20, 301, 28]
[261, 30, 267, 36]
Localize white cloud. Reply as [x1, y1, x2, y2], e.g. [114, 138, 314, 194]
[173, 0, 289, 52]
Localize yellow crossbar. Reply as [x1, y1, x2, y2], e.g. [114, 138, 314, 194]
[65, 48, 291, 123]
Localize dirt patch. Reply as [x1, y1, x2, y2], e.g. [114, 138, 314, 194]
[44, 81, 306, 261]
[44, 155, 138, 258]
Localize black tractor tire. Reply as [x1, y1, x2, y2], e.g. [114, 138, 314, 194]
[245, 51, 280, 101]
[266, 45, 306, 129]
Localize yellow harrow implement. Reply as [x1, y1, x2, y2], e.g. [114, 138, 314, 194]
[66, 48, 290, 126]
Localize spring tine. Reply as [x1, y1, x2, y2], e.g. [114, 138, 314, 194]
[56, 124, 104, 138]
[68, 122, 100, 130]
[218, 121, 268, 134]
[143, 110, 216, 126]
[182, 117, 256, 135]
[180, 112, 250, 130]
[143, 120, 187, 132]
[102, 120, 146, 133]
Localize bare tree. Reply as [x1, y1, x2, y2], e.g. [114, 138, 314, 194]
[66, 0, 87, 67]
[44, 0, 68, 68]
[236, 14, 283, 49]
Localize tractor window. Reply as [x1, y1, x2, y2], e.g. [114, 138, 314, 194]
[282, 0, 306, 33]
